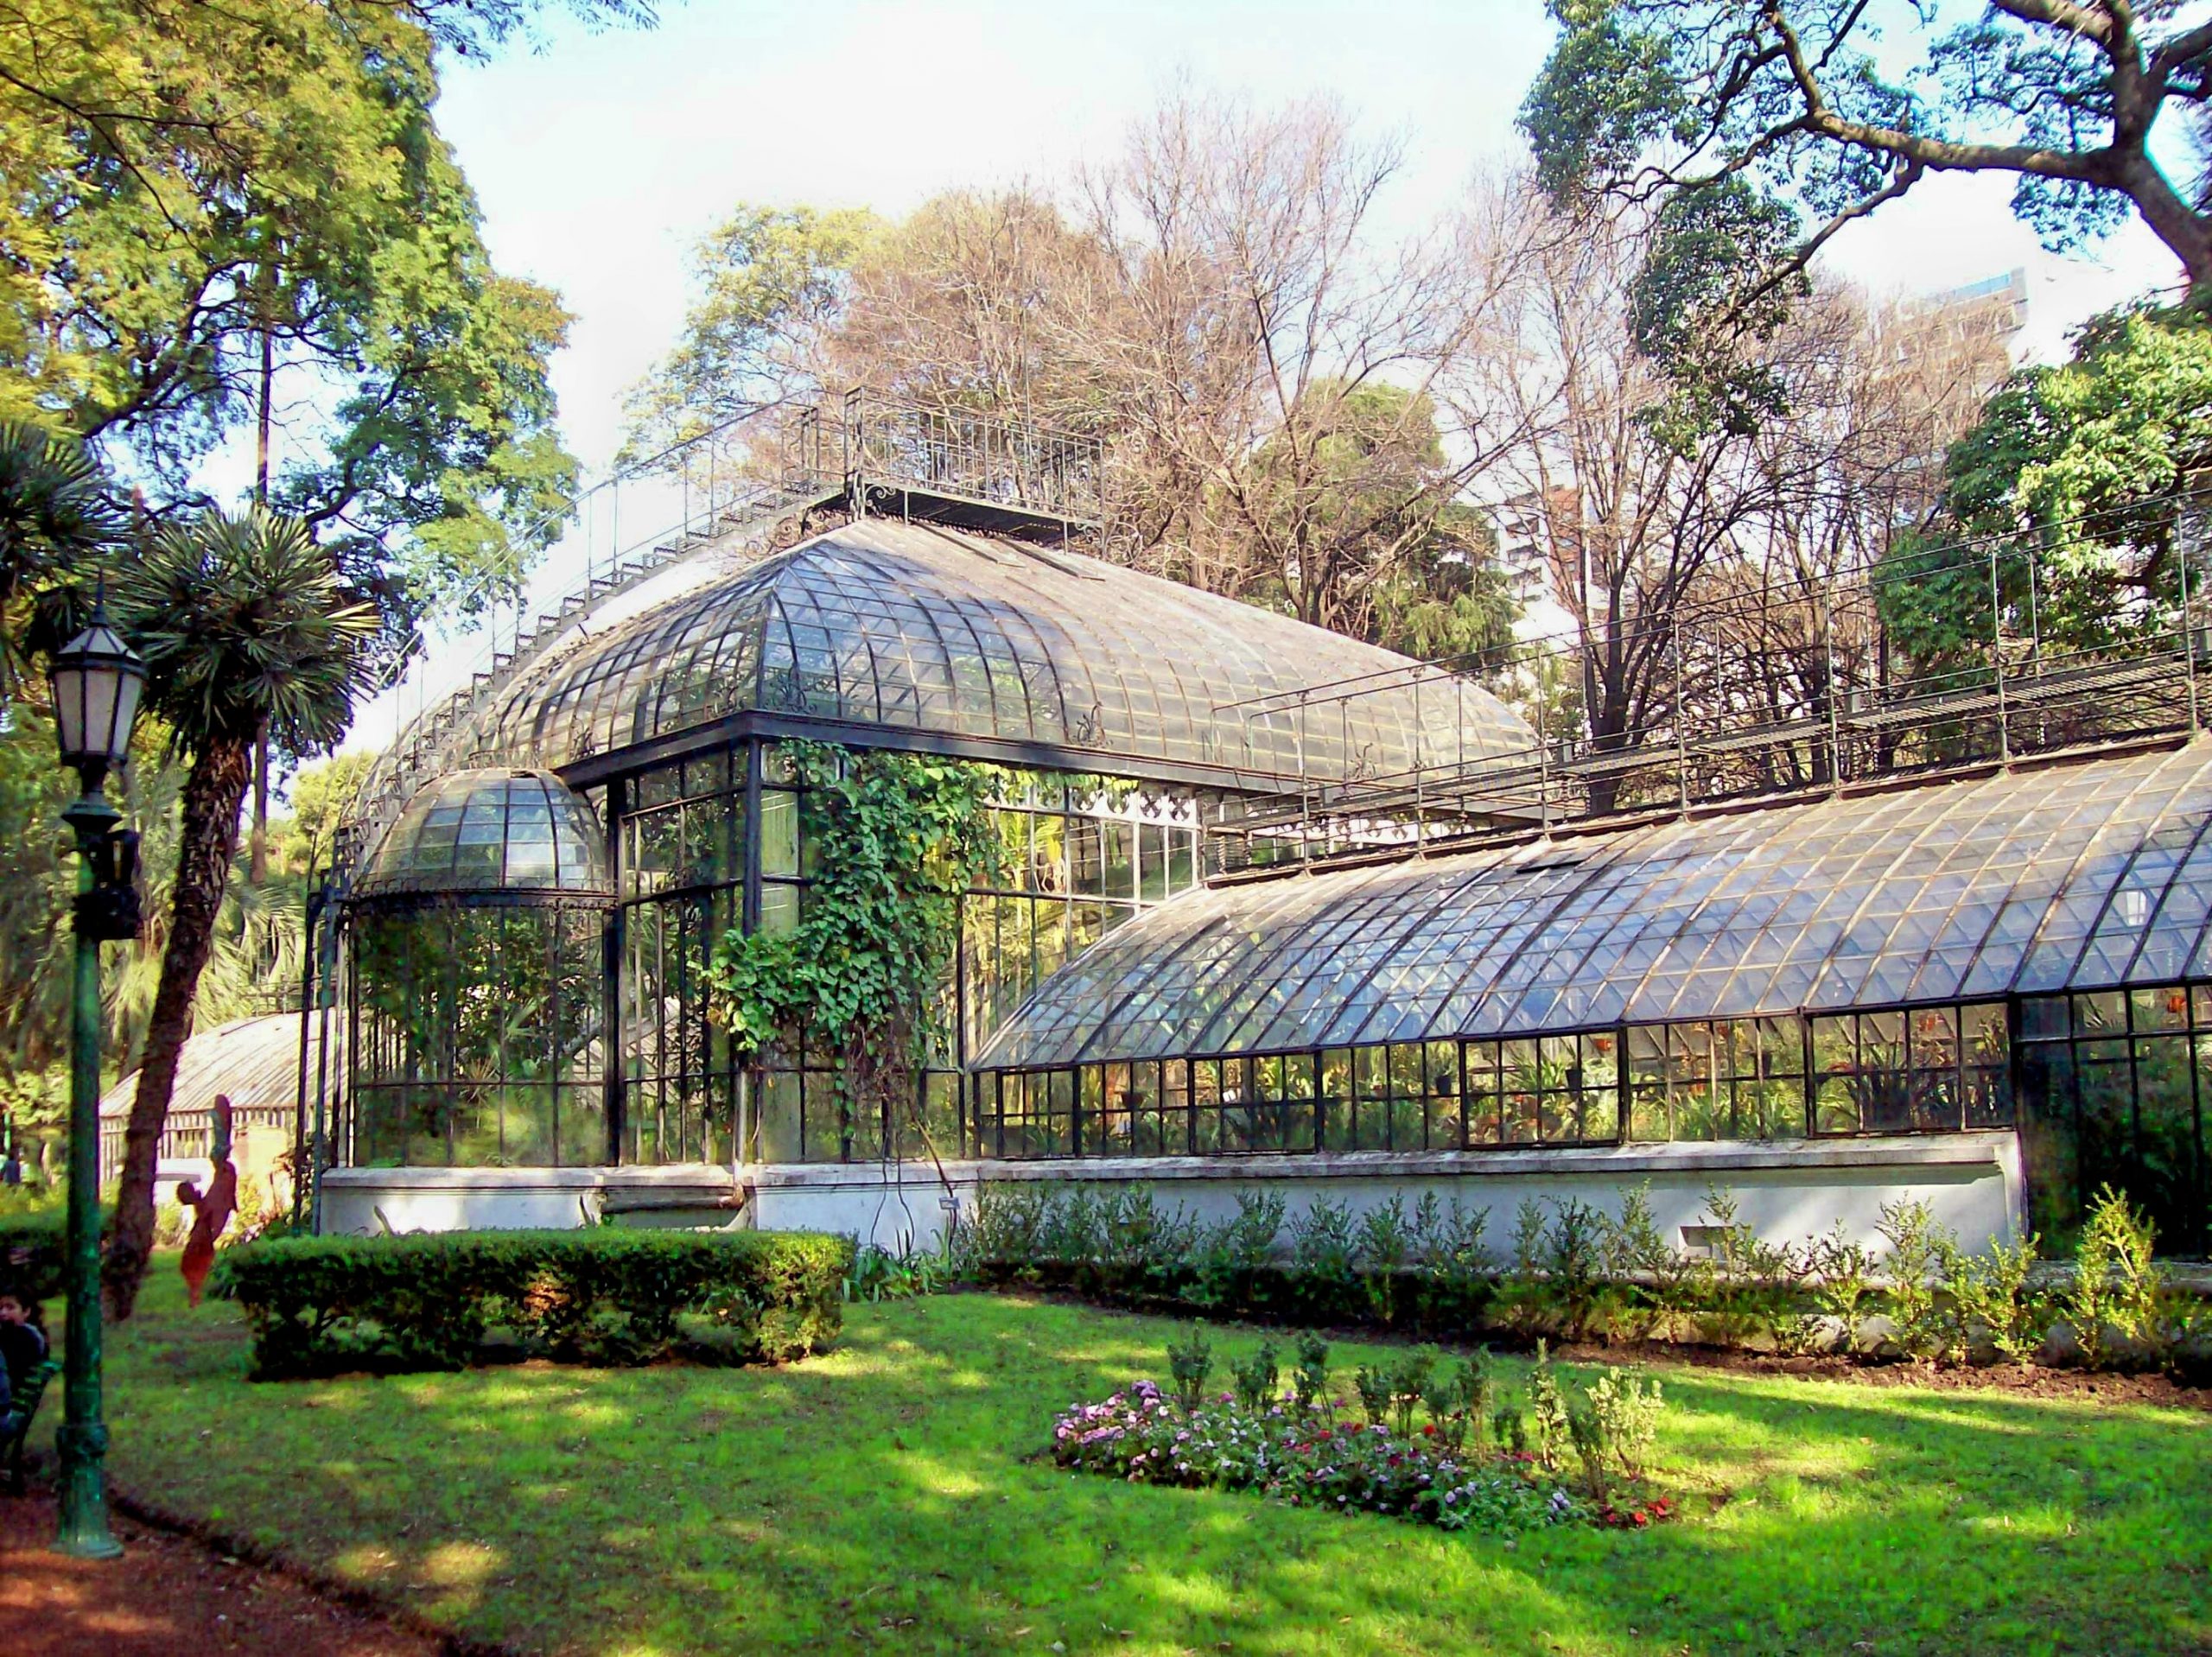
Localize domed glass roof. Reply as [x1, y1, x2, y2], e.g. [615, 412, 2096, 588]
[354, 768, 609, 902]
[449, 519, 1533, 784]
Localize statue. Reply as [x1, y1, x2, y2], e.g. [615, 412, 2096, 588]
[177, 1095, 239, 1308]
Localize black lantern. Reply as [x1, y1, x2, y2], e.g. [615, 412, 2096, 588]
[48, 606, 145, 792]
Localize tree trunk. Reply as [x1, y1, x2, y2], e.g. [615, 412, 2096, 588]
[102, 734, 252, 1321]
[249, 722, 269, 886]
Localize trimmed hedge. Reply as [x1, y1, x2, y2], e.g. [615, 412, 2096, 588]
[0, 1209, 70, 1305]
[212, 1228, 853, 1380]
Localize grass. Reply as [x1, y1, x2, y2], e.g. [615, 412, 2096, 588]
[46, 1269, 2212, 1655]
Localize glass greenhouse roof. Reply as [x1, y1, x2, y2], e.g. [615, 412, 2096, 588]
[354, 768, 609, 902]
[975, 742, 2212, 1067]
[461, 519, 1530, 783]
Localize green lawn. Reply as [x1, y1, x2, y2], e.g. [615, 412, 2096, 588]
[55, 1269, 2212, 1655]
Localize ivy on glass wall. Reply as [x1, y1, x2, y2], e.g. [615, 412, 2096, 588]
[706, 741, 1001, 1146]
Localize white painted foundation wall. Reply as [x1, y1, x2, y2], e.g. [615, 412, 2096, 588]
[322, 1131, 2024, 1260]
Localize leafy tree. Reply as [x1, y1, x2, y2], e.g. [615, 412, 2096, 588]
[622, 205, 882, 458]
[0, 0, 605, 623]
[1522, 2, 2212, 371]
[1881, 306, 2212, 667]
[1242, 382, 1519, 654]
[101, 509, 378, 1317]
[276, 752, 378, 878]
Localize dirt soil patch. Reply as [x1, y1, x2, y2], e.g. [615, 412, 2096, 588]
[1554, 1338, 2212, 1410]
[0, 1485, 445, 1657]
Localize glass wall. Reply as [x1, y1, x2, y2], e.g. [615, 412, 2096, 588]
[2018, 987, 2209, 1254]
[349, 901, 606, 1166]
[620, 750, 742, 1165]
[613, 740, 1215, 1165]
[972, 1003, 2016, 1161]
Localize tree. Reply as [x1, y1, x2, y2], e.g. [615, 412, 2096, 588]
[1522, 2, 2212, 357]
[620, 205, 881, 459]
[1243, 382, 1519, 656]
[1459, 192, 1774, 810]
[277, 752, 377, 878]
[630, 96, 1530, 651]
[101, 510, 377, 1317]
[0, 422, 121, 685]
[0, 0, 594, 624]
[1882, 305, 2212, 668]
[819, 191, 1111, 429]
[1070, 95, 1533, 613]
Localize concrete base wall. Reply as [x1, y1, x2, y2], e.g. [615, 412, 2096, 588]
[320, 1133, 2024, 1260]
[749, 1133, 2024, 1257]
[318, 1165, 738, 1235]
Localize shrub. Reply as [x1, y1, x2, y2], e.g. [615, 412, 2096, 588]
[1229, 1339, 1280, 1410]
[1351, 1362, 1391, 1426]
[1166, 1326, 1213, 1409]
[1291, 1333, 1331, 1413]
[1385, 1347, 1440, 1437]
[1877, 1198, 1958, 1363]
[1602, 1184, 1691, 1342]
[212, 1228, 852, 1380]
[0, 1205, 75, 1305]
[1585, 1367, 1662, 1481]
[1811, 1222, 1879, 1355]
[1289, 1197, 1357, 1283]
[1495, 1197, 1618, 1342]
[1190, 1190, 1285, 1309]
[1355, 1197, 1413, 1321]
[1696, 1189, 1816, 1354]
[1946, 1234, 2050, 1367]
[1422, 1352, 1492, 1454]
[1527, 1340, 1571, 1471]
[2064, 1185, 2163, 1371]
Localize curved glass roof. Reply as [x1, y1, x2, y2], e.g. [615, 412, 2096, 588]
[976, 743, 2212, 1067]
[354, 768, 609, 902]
[99, 1013, 329, 1121]
[454, 519, 1530, 782]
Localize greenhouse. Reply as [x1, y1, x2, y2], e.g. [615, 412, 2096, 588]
[320, 431, 2211, 1257]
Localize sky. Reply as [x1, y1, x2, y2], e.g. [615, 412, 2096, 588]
[434, 0, 2180, 479]
[342, 0, 2181, 753]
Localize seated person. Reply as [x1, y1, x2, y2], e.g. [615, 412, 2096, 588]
[0, 1289, 47, 1406]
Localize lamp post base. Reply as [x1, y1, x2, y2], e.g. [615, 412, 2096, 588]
[54, 1419, 122, 1559]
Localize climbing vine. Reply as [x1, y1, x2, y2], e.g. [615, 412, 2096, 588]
[706, 741, 1001, 1142]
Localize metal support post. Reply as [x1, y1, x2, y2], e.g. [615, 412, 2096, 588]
[1989, 547, 2011, 763]
[56, 792, 121, 1560]
[2182, 503, 2200, 735]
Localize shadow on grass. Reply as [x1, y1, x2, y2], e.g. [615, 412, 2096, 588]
[76, 1279, 2212, 1657]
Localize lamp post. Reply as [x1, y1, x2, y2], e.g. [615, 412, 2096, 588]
[47, 602, 143, 1561]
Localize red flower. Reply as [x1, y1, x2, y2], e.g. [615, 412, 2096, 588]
[1421, 1425, 1436, 1437]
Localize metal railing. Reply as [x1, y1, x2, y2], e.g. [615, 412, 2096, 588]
[340, 390, 1107, 881]
[1210, 495, 2212, 867]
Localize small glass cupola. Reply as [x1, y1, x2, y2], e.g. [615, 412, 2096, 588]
[354, 767, 610, 903]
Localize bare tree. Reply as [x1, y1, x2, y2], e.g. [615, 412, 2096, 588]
[1460, 190, 1775, 810]
[1463, 179, 2022, 809]
[1075, 94, 1517, 635]
[813, 189, 1112, 431]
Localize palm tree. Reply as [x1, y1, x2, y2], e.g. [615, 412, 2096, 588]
[101, 508, 377, 1318]
[0, 420, 122, 688]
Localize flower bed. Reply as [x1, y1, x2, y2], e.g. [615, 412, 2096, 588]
[1049, 1337, 1682, 1537]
